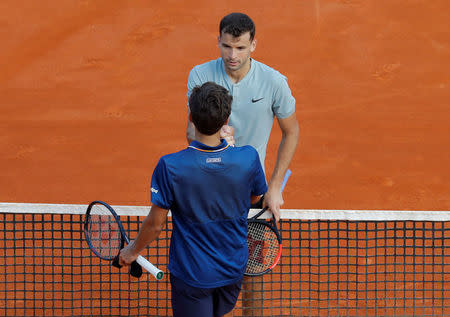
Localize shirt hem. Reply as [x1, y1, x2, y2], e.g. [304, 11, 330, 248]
[169, 270, 244, 289]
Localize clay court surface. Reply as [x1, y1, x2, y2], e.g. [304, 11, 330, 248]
[0, 2, 449, 316]
[0, 0, 449, 211]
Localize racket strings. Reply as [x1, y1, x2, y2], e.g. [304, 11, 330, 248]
[246, 221, 280, 274]
[87, 204, 122, 259]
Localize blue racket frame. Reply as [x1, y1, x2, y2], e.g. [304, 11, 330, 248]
[84, 200, 128, 261]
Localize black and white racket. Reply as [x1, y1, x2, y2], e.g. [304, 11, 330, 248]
[245, 169, 292, 276]
[84, 200, 164, 280]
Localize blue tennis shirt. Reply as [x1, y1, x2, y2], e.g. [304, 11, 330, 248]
[150, 140, 267, 288]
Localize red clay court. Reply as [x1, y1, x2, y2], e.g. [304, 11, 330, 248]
[0, 1, 449, 316]
[0, 0, 449, 210]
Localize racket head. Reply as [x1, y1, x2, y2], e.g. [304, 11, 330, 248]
[84, 200, 126, 261]
[245, 217, 282, 276]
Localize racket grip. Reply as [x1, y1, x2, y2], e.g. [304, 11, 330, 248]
[129, 260, 143, 278]
[112, 256, 143, 279]
[112, 255, 122, 268]
[136, 255, 164, 280]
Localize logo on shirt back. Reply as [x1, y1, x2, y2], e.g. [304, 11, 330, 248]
[251, 97, 264, 103]
[206, 157, 221, 163]
[151, 187, 159, 194]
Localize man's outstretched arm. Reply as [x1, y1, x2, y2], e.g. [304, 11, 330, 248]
[264, 112, 299, 221]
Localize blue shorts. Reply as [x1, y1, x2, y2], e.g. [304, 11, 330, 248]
[170, 274, 242, 317]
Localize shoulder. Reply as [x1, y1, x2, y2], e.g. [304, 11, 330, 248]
[241, 144, 259, 154]
[233, 146, 264, 174]
[188, 58, 223, 90]
[252, 60, 294, 103]
[231, 145, 259, 160]
[252, 60, 287, 80]
[252, 59, 290, 91]
[189, 58, 222, 77]
[158, 148, 190, 168]
[226, 145, 262, 175]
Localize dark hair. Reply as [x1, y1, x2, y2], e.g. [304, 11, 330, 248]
[219, 12, 255, 40]
[189, 82, 232, 135]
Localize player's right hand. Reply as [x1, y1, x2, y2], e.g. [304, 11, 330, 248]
[118, 242, 138, 266]
[263, 187, 284, 223]
[220, 125, 235, 146]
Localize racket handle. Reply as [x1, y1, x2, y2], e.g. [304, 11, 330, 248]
[280, 169, 292, 193]
[136, 255, 164, 280]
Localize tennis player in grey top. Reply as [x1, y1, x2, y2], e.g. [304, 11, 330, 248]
[186, 12, 299, 222]
[186, 13, 299, 316]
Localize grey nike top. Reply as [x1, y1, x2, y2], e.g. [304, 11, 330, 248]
[187, 58, 296, 170]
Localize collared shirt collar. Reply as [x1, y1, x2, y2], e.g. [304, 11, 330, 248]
[220, 58, 255, 86]
[188, 139, 230, 152]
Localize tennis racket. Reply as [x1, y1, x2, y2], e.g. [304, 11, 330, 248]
[245, 169, 292, 276]
[84, 200, 164, 280]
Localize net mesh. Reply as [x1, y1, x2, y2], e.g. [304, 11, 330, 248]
[0, 203, 449, 316]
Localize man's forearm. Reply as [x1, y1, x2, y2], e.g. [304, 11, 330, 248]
[269, 126, 299, 190]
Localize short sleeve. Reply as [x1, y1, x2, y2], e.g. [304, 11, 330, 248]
[150, 158, 174, 210]
[272, 75, 296, 119]
[187, 67, 203, 101]
[251, 150, 268, 196]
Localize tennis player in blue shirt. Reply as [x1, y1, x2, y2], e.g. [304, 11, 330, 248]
[186, 13, 299, 316]
[119, 82, 267, 317]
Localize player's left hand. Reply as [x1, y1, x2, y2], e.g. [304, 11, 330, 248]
[263, 186, 284, 223]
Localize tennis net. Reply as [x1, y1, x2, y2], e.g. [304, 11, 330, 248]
[0, 203, 449, 316]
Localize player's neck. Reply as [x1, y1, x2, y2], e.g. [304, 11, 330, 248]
[226, 59, 251, 83]
[194, 130, 222, 147]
